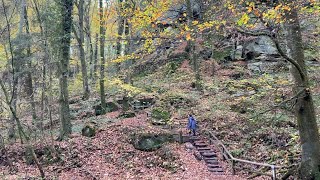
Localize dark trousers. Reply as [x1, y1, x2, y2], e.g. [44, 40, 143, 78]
[189, 129, 196, 136]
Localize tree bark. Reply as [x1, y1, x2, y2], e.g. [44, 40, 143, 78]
[115, 0, 126, 72]
[23, 0, 37, 124]
[84, 0, 94, 83]
[57, 0, 73, 140]
[91, 33, 99, 81]
[32, 0, 50, 127]
[76, 0, 90, 100]
[186, 0, 201, 90]
[283, 6, 320, 180]
[99, 0, 106, 115]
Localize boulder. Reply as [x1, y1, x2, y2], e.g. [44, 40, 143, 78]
[118, 111, 135, 118]
[81, 122, 96, 137]
[185, 142, 194, 150]
[93, 102, 119, 116]
[151, 119, 167, 126]
[69, 96, 81, 104]
[245, 36, 278, 57]
[247, 60, 287, 74]
[131, 133, 174, 151]
[106, 101, 119, 112]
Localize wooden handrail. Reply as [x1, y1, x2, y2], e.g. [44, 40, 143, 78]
[204, 130, 287, 180]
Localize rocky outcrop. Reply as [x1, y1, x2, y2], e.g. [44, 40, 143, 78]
[130, 133, 174, 151]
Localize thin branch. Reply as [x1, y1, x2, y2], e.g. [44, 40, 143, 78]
[1, 0, 16, 105]
[249, 89, 305, 119]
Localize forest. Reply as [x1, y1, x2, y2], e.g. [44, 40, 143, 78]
[0, 0, 319, 179]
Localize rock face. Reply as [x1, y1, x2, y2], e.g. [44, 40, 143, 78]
[131, 133, 174, 151]
[244, 36, 278, 57]
[247, 60, 287, 74]
[131, 96, 156, 111]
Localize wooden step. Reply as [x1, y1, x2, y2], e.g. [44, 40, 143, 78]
[194, 143, 208, 148]
[207, 164, 221, 168]
[208, 167, 224, 172]
[202, 152, 217, 157]
[197, 147, 211, 151]
[206, 160, 219, 165]
[203, 157, 218, 162]
[193, 140, 206, 144]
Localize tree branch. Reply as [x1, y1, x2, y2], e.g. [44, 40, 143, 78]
[236, 28, 306, 81]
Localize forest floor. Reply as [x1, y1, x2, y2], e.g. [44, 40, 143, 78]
[1, 110, 247, 179]
[1, 41, 319, 179]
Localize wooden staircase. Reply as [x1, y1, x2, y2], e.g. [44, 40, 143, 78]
[189, 136, 224, 174]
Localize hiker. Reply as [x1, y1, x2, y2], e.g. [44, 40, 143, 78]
[187, 114, 197, 136]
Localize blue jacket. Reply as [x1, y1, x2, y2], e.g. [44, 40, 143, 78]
[188, 116, 197, 130]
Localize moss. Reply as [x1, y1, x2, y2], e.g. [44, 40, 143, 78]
[152, 108, 171, 121]
[165, 62, 179, 74]
[212, 47, 232, 62]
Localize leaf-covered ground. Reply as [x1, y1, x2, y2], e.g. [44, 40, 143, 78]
[1, 112, 246, 179]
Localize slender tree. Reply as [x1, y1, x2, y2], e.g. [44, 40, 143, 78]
[22, 0, 37, 124]
[99, 0, 106, 114]
[74, 0, 90, 100]
[57, 0, 74, 140]
[90, 33, 99, 81]
[31, 0, 50, 125]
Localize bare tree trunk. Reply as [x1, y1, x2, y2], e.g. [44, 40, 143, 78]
[115, 0, 126, 72]
[283, 7, 320, 180]
[57, 0, 73, 140]
[99, 0, 106, 114]
[75, 0, 90, 100]
[84, 0, 94, 83]
[32, 0, 49, 128]
[186, 0, 201, 90]
[23, 0, 37, 124]
[91, 33, 99, 81]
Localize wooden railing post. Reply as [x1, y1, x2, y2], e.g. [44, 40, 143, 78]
[222, 148, 226, 160]
[232, 160, 235, 175]
[271, 165, 276, 180]
[179, 130, 183, 144]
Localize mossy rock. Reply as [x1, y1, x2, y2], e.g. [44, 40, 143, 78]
[229, 100, 253, 114]
[131, 133, 174, 151]
[82, 122, 96, 137]
[151, 119, 167, 126]
[106, 101, 119, 112]
[151, 108, 170, 121]
[93, 102, 119, 116]
[118, 111, 136, 118]
[161, 92, 196, 108]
